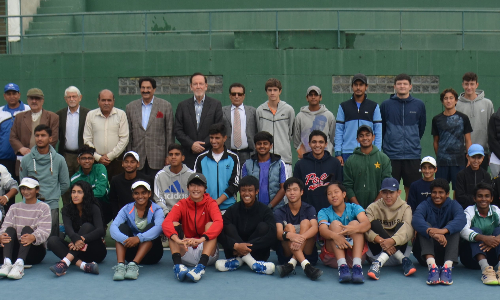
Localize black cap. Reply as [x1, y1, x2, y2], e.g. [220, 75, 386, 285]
[352, 73, 368, 85]
[357, 125, 373, 136]
[187, 173, 207, 185]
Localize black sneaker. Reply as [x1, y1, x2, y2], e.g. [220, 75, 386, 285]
[277, 263, 295, 278]
[304, 263, 323, 281]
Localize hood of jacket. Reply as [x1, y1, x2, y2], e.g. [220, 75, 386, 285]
[352, 145, 380, 156]
[186, 193, 214, 209]
[163, 164, 191, 178]
[458, 90, 485, 103]
[377, 196, 406, 211]
[389, 93, 418, 103]
[302, 150, 332, 162]
[29, 145, 58, 173]
[299, 104, 328, 115]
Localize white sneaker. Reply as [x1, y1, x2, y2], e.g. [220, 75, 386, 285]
[0, 262, 13, 277]
[251, 261, 275, 275]
[215, 258, 242, 272]
[7, 261, 24, 279]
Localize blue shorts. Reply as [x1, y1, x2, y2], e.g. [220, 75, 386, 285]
[435, 166, 464, 189]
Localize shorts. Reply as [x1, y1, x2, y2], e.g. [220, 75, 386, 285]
[319, 241, 368, 268]
[181, 243, 219, 267]
[282, 222, 301, 234]
[435, 165, 464, 189]
[390, 159, 421, 187]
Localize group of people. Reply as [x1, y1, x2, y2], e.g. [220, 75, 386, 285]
[0, 71, 499, 286]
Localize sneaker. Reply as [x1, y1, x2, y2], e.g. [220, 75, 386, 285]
[251, 261, 275, 275]
[173, 264, 189, 281]
[83, 262, 99, 275]
[276, 263, 295, 278]
[49, 261, 69, 277]
[0, 262, 13, 277]
[402, 257, 416, 276]
[426, 265, 440, 285]
[215, 258, 241, 272]
[124, 262, 140, 280]
[186, 264, 206, 282]
[440, 266, 453, 285]
[351, 265, 364, 283]
[367, 261, 381, 280]
[112, 263, 126, 281]
[7, 261, 24, 280]
[338, 264, 352, 283]
[496, 266, 500, 284]
[481, 266, 499, 285]
[304, 263, 323, 280]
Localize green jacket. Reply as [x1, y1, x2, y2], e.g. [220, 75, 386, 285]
[71, 164, 109, 203]
[343, 145, 392, 209]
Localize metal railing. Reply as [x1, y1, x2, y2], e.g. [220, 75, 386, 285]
[1, 8, 500, 53]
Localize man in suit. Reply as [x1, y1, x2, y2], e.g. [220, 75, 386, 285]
[56, 86, 90, 206]
[9, 88, 59, 157]
[222, 83, 258, 166]
[126, 77, 174, 176]
[174, 72, 223, 169]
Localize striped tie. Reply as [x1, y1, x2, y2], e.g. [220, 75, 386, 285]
[234, 108, 242, 149]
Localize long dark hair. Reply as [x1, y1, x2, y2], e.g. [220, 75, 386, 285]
[62, 181, 101, 230]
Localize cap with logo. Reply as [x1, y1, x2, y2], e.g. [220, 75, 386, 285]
[380, 178, 399, 192]
[352, 73, 368, 85]
[420, 156, 437, 168]
[26, 88, 44, 98]
[306, 85, 321, 96]
[131, 180, 151, 191]
[356, 124, 373, 136]
[187, 173, 207, 185]
[468, 144, 484, 157]
[123, 151, 140, 162]
[4, 83, 20, 93]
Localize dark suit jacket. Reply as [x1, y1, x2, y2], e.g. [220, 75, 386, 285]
[222, 104, 258, 152]
[9, 109, 59, 154]
[56, 106, 90, 155]
[174, 96, 223, 169]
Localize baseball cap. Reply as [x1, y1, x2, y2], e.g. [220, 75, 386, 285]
[131, 180, 151, 191]
[19, 177, 40, 189]
[420, 156, 437, 168]
[306, 85, 321, 96]
[4, 83, 19, 93]
[356, 125, 373, 136]
[26, 88, 44, 98]
[187, 173, 207, 185]
[380, 178, 399, 191]
[123, 151, 139, 162]
[352, 73, 368, 85]
[468, 144, 484, 157]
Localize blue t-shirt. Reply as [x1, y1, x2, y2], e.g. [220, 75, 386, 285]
[274, 202, 317, 225]
[318, 203, 365, 225]
[407, 178, 432, 213]
[242, 159, 286, 205]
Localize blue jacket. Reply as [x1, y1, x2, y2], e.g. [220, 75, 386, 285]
[0, 102, 29, 160]
[411, 197, 466, 239]
[380, 94, 426, 160]
[110, 201, 164, 244]
[334, 96, 382, 156]
[244, 153, 283, 205]
[195, 148, 240, 210]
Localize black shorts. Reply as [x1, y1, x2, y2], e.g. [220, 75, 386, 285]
[390, 159, 421, 187]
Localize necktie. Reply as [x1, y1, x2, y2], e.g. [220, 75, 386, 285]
[234, 108, 242, 149]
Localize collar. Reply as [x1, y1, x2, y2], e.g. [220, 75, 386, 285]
[142, 96, 154, 106]
[474, 204, 493, 217]
[67, 106, 80, 115]
[194, 95, 206, 104]
[97, 107, 117, 117]
[231, 104, 244, 111]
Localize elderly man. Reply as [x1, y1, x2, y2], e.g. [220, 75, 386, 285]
[83, 89, 129, 181]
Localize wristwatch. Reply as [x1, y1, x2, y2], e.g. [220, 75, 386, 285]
[282, 231, 289, 241]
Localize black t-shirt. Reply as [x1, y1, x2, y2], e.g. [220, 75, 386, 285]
[273, 202, 317, 225]
[109, 172, 154, 218]
[431, 111, 472, 166]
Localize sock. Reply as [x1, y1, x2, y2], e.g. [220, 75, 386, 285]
[15, 258, 24, 266]
[444, 260, 453, 269]
[288, 257, 297, 268]
[426, 257, 436, 270]
[79, 262, 86, 271]
[300, 259, 310, 270]
[393, 251, 405, 263]
[131, 261, 139, 265]
[172, 253, 182, 265]
[352, 257, 362, 267]
[4, 258, 12, 265]
[235, 257, 243, 266]
[242, 254, 257, 267]
[377, 252, 390, 267]
[478, 259, 489, 272]
[337, 258, 347, 267]
[62, 257, 71, 266]
[495, 261, 500, 270]
[199, 254, 209, 267]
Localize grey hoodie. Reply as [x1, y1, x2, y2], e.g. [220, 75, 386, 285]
[293, 104, 335, 155]
[153, 164, 193, 215]
[457, 90, 494, 152]
[256, 100, 295, 164]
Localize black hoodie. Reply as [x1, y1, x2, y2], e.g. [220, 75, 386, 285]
[456, 166, 491, 209]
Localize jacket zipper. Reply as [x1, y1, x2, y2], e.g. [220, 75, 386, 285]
[194, 202, 199, 236]
[402, 100, 405, 158]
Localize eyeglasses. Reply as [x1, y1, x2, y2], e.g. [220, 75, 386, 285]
[65, 95, 79, 99]
[230, 93, 244, 96]
[78, 156, 94, 161]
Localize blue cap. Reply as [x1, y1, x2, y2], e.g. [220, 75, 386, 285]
[4, 83, 19, 93]
[380, 178, 399, 192]
[468, 144, 484, 157]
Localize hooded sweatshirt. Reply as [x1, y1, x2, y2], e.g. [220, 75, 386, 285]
[293, 151, 342, 213]
[365, 197, 414, 245]
[455, 166, 491, 210]
[457, 90, 494, 152]
[19, 145, 70, 209]
[293, 104, 335, 155]
[343, 145, 392, 209]
[153, 164, 193, 215]
[256, 100, 295, 164]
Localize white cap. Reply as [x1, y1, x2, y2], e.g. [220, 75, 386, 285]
[420, 156, 437, 169]
[123, 151, 139, 162]
[19, 177, 40, 189]
[131, 180, 151, 191]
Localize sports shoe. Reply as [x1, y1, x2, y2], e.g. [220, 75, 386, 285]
[173, 264, 189, 281]
[0, 262, 13, 277]
[440, 266, 453, 285]
[496, 265, 500, 284]
[304, 263, 323, 280]
[351, 265, 364, 283]
[481, 266, 498, 285]
[49, 261, 69, 276]
[7, 261, 24, 279]
[186, 264, 206, 282]
[83, 262, 99, 275]
[402, 257, 416, 276]
[125, 262, 140, 280]
[215, 258, 241, 272]
[112, 263, 126, 281]
[276, 263, 295, 278]
[251, 261, 275, 275]
[338, 264, 352, 283]
[367, 261, 381, 280]
[426, 265, 440, 285]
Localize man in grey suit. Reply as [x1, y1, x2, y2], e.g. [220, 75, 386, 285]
[222, 83, 258, 167]
[126, 77, 174, 176]
[174, 72, 223, 169]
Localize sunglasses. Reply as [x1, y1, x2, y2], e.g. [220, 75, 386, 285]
[230, 92, 244, 96]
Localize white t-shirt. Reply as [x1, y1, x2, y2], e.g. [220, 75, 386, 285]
[212, 152, 223, 163]
[490, 152, 500, 165]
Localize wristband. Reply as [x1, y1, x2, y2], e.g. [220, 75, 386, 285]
[282, 231, 290, 241]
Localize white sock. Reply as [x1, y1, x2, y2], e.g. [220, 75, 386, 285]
[353, 257, 362, 267]
[478, 259, 489, 272]
[377, 252, 390, 266]
[444, 260, 453, 269]
[4, 258, 12, 265]
[393, 250, 405, 263]
[15, 258, 24, 266]
[241, 254, 256, 267]
[426, 257, 436, 270]
[288, 258, 297, 268]
[300, 259, 310, 270]
[79, 262, 87, 271]
[337, 258, 347, 267]
[63, 257, 71, 266]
